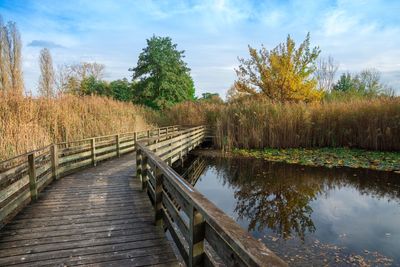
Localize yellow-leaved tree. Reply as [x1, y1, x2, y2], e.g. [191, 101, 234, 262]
[234, 33, 323, 102]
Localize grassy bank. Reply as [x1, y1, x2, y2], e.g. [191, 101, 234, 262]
[232, 148, 400, 172]
[0, 93, 150, 160]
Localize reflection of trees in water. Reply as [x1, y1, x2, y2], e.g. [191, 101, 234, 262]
[198, 157, 400, 241]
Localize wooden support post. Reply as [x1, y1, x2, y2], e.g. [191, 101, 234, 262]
[91, 138, 96, 166]
[166, 127, 169, 135]
[50, 144, 59, 180]
[28, 153, 38, 201]
[116, 134, 120, 157]
[179, 151, 183, 165]
[154, 167, 163, 227]
[136, 148, 142, 182]
[147, 130, 151, 138]
[189, 206, 205, 267]
[134, 132, 137, 142]
[141, 155, 148, 191]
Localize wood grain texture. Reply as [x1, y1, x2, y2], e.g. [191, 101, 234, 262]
[0, 154, 179, 267]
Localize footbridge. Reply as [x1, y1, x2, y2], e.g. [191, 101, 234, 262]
[0, 126, 286, 266]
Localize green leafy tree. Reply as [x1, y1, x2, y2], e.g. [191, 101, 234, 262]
[234, 33, 322, 102]
[110, 78, 133, 102]
[129, 36, 195, 109]
[333, 72, 354, 92]
[332, 69, 393, 98]
[80, 76, 110, 96]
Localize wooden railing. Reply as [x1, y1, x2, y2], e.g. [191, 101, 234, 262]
[136, 126, 287, 267]
[0, 125, 180, 227]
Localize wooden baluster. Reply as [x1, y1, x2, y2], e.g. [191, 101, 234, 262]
[91, 138, 96, 166]
[50, 144, 59, 180]
[154, 167, 163, 227]
[116, 134, 120, 157]
[189, 206, 205, 267]
[136, 148, 142, 184]
[28, 153, 38, 201]
[141, 155, 148, 191]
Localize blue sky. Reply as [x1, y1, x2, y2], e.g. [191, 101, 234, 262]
[1, 0, 399, 97]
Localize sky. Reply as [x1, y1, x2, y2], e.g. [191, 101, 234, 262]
[0, 0, 399, 97]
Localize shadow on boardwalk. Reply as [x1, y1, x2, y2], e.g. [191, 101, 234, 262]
[0, 153, 179, 266]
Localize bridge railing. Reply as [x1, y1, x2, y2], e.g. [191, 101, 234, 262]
[136, 126, 286, 267]
[0, 125, 180, 227]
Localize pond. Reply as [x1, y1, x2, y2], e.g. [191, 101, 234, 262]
[173, 151, 400, 266]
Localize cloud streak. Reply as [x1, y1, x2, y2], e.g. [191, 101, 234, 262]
[27, 40, 64, 48]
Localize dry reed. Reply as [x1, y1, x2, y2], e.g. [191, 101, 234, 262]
[0, 93, 151, 160]
[164, 98, 400, 151]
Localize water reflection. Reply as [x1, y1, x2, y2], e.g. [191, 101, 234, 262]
[174, 154, 400, 264]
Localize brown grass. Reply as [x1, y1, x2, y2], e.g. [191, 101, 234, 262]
[164, 97, 400, 151]
[0, 92, 151, 160]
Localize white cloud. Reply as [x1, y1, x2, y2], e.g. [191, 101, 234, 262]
[1, 0, 399, 96]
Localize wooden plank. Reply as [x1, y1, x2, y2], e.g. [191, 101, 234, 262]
[162, 191, 189, 239]
[57, 158, 92, 175]
[163, 177, 191, 215]
[0, 162, 28, 189]
[58, 150, 92, 164]
[162, 208, 189, 265]
[0, 189, 30, 222]
[0, 175, 29, 204]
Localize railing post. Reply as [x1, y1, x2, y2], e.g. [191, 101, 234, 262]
[189, 206, 205, 267]
[136, 148, 142, 183]
[154, 167, 163, 227]
[91, 138, 96, 166]
[158, 128, 161, 137]
[147, 130, 151, 138]
[141, 155, 148, 191]
[28, 153, 38, 201]
[116, 134, 120, 157]
[166, 127, 169, 135]
[50, 144, 59, 180]
[134, 132, 137, 142]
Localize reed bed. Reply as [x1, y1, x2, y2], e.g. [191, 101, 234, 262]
[165, 98, 400, 151]
[0, 93, 150, 160]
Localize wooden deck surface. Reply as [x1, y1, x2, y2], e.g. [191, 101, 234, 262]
[0, 154, 179, 266]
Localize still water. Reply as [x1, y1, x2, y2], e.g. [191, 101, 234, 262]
[174, 152, 400, 266]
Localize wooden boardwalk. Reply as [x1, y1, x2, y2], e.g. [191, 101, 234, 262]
[0, 154, 179, 266]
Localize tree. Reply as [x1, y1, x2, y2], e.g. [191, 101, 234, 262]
[332, 69, 393, 97]
[333, 72, 353, 92]
[38, 48, 55, 97]
[110, 78, 133, 102]
[55, 62, 106, 95]
[80, 76, 109, 96]
[0, 17, 23, 95]
[315, 56, 338, 92]
[234, 33, 322, 102]
[199, 92, 223, 103]
[129, 36, 195, 109]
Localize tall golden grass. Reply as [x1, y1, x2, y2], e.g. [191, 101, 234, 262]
[164, 97, 400, 151]
[0, 92, 151, 160]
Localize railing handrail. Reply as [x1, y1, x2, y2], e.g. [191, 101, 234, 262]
[136, 127, 286, 267]
[0, 125, 179, 165]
